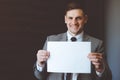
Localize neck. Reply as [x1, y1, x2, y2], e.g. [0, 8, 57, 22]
[68, 31, 83, 36]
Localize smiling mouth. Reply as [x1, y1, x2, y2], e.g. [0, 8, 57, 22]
[71, 24, 80, 27]
[72, 26, 79, 29]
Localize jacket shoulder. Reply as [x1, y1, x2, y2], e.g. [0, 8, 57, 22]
[47, 32, 67, 41]
[84, 34, 103, 43]
[85, 34, 104, 52]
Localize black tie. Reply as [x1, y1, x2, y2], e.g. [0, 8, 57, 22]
[66, 73, 72, 80]
[71, 37, 77, 41]
[66, 37, 77, 80]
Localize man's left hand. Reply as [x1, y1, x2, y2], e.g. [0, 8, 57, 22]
[88, 53, 104, 72]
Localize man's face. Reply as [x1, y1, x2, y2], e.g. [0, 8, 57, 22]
[65, 9, 87, 35]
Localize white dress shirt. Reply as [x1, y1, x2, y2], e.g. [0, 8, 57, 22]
[66, 31, 83, 80]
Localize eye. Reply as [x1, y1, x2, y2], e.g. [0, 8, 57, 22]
[76, 16, 83, 20]
[68, 17, 73, 20]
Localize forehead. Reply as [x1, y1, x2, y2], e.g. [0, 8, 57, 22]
[66, 9, 84, 17]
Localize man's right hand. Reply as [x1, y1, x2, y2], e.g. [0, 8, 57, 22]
[36, 50, 50, 67]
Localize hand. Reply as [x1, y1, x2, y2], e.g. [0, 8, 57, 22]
[36, 50, 50, 66]
[88, 53, 104, 72]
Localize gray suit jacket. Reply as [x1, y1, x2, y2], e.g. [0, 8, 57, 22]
[34, 32, 112, 80]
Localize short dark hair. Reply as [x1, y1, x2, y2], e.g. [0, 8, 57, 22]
[64, 1, 86, 15]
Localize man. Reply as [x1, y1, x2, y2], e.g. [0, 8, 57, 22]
[34, 1, 112, 80]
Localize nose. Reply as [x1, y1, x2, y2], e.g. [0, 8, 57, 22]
[72, 19, 77, 25]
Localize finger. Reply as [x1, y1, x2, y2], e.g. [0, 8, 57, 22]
[92, 61, 100, 65]
[40, 58, 47, 62]
[39, 56, 47, 60]
[37, 55, 47, 63]
[92, 62, 101, 69]
[90, 58, 98, 62]
[37, 52, 47, 56]
[88, 56, 102, 62]
[90, 58, 103, 65]
[88, 53, 103, 59]
[37, 50, 50, 58]
[93, 53, 102, 57]
[95, 65, 99, 69]
[89, 53, 102, 56]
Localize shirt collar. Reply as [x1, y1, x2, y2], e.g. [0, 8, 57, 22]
[67, 31, 84, 41]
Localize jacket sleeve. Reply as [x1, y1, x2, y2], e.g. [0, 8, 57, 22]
[93, 40, 112, 80]
[33, 37, 48, 80]
[33, 62, 48, 80]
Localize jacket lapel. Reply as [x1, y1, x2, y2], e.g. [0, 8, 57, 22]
[59, 32, 67, 41]
[83, 33, 90, 41]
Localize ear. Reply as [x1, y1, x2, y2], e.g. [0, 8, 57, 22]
[84, 15, 88, 23]
[64, 15, 67, 23]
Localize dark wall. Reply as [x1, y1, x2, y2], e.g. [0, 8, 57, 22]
[0, 0, 104, 80]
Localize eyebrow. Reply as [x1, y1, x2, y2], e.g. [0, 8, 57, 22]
[68, 16, 84, 19]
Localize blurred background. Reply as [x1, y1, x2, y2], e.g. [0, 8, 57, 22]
[0, 0, 120, 80]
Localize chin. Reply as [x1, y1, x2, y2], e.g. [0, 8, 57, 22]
[72, 32, 78, 35]
[73, 30, 79, 34]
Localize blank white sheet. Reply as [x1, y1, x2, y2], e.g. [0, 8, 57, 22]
[47, 41, 91, 73]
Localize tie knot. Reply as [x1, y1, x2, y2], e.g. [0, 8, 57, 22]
[71, 37, 77, 41]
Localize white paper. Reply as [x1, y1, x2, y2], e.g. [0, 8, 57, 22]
[47, 41, 91, 73]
